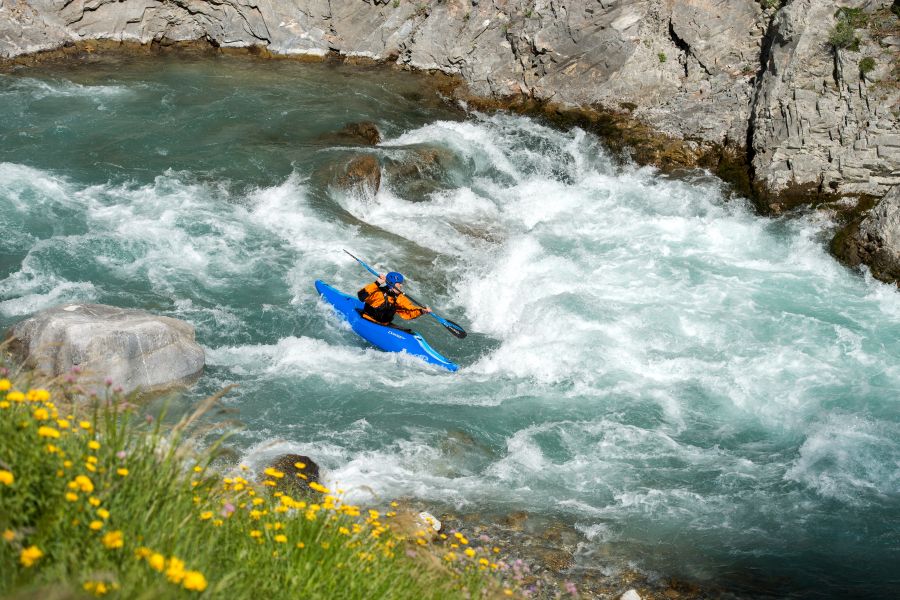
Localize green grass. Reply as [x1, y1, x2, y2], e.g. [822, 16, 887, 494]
[859, 56, 876, 77]
[0, 361, 517, 599]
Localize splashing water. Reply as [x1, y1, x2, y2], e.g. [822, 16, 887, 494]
[1, 55, 898, 598]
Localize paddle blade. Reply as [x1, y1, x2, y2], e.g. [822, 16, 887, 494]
[440, 318, 467, 339]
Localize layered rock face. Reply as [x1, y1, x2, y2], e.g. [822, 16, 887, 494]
[834, 185, 900, 283]
[7, 303, 205, 394]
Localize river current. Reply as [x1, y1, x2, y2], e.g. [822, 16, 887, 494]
[1, 54, 898, 598]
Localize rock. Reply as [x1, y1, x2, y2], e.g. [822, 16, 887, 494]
[502, 510, 529, 531]
[834, 186, 900, 284]
[337, 154, 381, 194]
[6, 303, 204, 394]
[262, 453, 321, 495]
[330, 121, 382, 146]
[620, 589, 642, 600]
[383, 145, 460, 202]
[416, 511, 442, 535]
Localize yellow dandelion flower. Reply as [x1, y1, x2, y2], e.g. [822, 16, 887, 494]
[79, 421, 92, 430]
[199, 511, 213, 521]
[416, 538, 427, 546]
[20, 545, 43, 567]
[212, 519, 223, 527]
[252, 497, 265, 506]
[85, 463, 96, 473]
[493, 546, 500, 553]
[135, 547, 152, 559]
[86, 456, 98, 464]
[479, 557, 489, 566]
[0, 379, 10, 391]
[320, 541, 330, 549]
[63, 460, 73, 468]
[33, 407, 49, 420]
[3, 530, 15, 542]
[101, 530, 123, 549]
[88, 496, 101, 507]
[0, 470, 13, 486]
[263, 467, 285, 479]
[97, 508, 110, 520]
[309, 481, 330, 494]
[192, 465, 202, 473]
[65, 492, 78, 502]
[148, 553, 165, 572]
[504, 590, 513, 596]
[444, 552, 456, 562]
[0, 401, 9, 409]
[166, 557, 186, 584]
[7, 391, 25, 402]
[182, 571, 207, 592]
[249, 530, 262, 538]
[89, 520, 103, 531]
[37, 426, 60, 438]
[31, 389, 50, 402]
[57, 419, 70, 429]
[338, 527, 350, 536]
[294, 461, 306, 469]
[274, 534, 287, 543]
[296, 542, 305, 549]
[116, 468, 129, 477]
[88, 440, 100, 450]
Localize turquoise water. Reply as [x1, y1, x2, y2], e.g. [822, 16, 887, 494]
[1, 54, 898, 598]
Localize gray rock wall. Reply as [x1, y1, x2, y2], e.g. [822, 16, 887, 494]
[1, 0, 898, 205]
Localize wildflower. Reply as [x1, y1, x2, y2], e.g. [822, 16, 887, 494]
[97, 508, 110, 520]
[102, 530, 124, 549]
[116, 468, 129, 477]
[212, 519, 223, 527]
[148, 553, 165, 572]
[166, 557, 186, 584]
[294, 461, 306, 469]
[479, 558, 490, 566]
[416, 538, 427, 546]
[135, 547, 152, 559]
[199, 511, 213, 521]
[88, 496, 101, 507]
[37, 426, 60, 438]
[87, 456, 98, 464]
[182, 571, 207, 592]
[116, 450, 127, 459]
[63, 460, 73, 468]
[320, 541, 330, 549]
[296, 542, 305, 549]
[274, 534, 287, 543]
[309, 481, 330, 494]
[252, 497, 265, 506]
[444, 552, 456, 562]
[338, 527, 350, 536]
[0, 379, 10, 391]
[565, 581, 578, 596]
[390, 501, 399, 507]
[20, 545, 43, 567]
[262, 480, 276, 487]
[83, 581, 111, 596]
[29, 389, 50, 402]
[33, 407, 49, 420]
[0, 401, 8, 409]
[193, 465, 202, 473]
[88, 440, 100, 450]
[264, 467, 285, 479]
[7, 391, 25, 402]
[65, 492, 78, 502]
[249, 530, 262, 538]
[493, 546, 501, 554]
[0, 470, 13, 485]
[221, 502, 235, 517]
[504, 590, 513, 596]
[57, 419, 70, 429]
[79, 421, 92, 430]
[3, 530, 15, 542]
[89, 520, 103, 531]
[85, 463, 96, 472]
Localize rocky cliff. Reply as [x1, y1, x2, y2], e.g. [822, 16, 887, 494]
[1, 0, 899, 280]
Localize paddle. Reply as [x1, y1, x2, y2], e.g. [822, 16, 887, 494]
[343, 250, 468, 339]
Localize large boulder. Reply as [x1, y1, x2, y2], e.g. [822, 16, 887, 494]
[336, 154, 381, 195]
[6, 303, 205, 394]
[262, 453, 321, 496]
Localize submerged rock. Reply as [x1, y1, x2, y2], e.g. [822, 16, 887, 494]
[6, 303, 204, 394]
[329, 121, 382, 146]
[336, 154, 381, 195]
[383, 146, 461, 202]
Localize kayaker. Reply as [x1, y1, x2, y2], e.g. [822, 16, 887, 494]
[357, 271, 432, 326]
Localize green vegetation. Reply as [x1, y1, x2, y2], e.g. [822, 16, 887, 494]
[658, 52, 667, 63]
[760, 0, 782, 10]
[859, 56, 876, 77]
[0, 361, 517, 599]
[829, 7, 868, 51]
[393, 0, 400, 8]
[893, 1, 900, 19]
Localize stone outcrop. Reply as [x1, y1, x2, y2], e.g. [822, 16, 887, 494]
[262, 453, 321, 495]
[6, 303, 205, 394]
[751, 1, 900, 204]
[833, 185, 900, 283]
[337, 154, 382, 194]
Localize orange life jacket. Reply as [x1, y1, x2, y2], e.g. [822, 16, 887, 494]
[357, 282, 425, 324]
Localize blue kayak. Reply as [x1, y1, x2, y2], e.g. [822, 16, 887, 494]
[315, 280, 459, 372]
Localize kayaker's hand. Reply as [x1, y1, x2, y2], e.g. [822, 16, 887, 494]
[424, 307, 432, 314]
[376, 274, 386, 285]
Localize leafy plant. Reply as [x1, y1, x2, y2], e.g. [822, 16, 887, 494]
[859, 56, 876, 77]
[658, 52, 667, 63]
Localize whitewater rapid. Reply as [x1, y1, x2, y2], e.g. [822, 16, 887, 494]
[1, 60, 898, 597]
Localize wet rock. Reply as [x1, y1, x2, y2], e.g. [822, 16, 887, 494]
[263, 453, 321, 495]
[319, 121, 382, 146]
[620, 589, 642, 600]
[501, 510, 529, 531]
[834, 186, 900, 284]
[336, 154, 381, 195]
[6, 303, 204, 394]
[383, 145, 460, 202]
